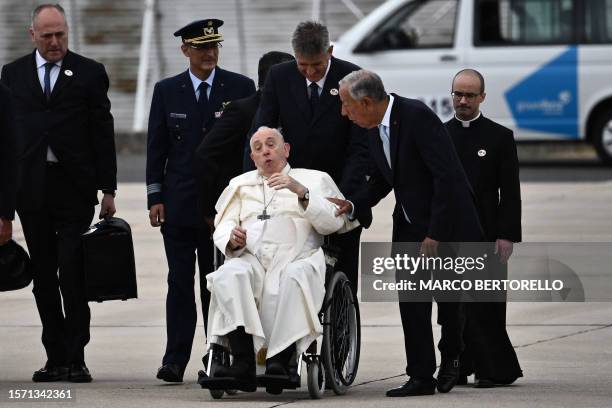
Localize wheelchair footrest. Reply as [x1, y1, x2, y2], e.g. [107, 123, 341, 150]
[197, 371, 256, 392]
[256, 374, 300, 389]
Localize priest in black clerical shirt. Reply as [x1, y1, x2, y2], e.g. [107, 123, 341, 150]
[445, 69, 523, 388]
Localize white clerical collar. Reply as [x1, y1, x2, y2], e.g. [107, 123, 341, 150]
[35, 49, 62, 69]
[455, 111, 481, 128]
[189, 67, 215, 94]
[379, 94, 395, 129]
[259, 163, 291, 179]
[305, 58, 332, 90]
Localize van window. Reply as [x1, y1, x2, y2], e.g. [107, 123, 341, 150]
[355, 0, 459, 52]
[583, 0, 612, 43]
[475, 0, 575, 46]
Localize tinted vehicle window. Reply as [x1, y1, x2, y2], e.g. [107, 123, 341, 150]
[584, 0, 612, 43]
[356, 0, 459, 52]
[475, 0, 575, 45]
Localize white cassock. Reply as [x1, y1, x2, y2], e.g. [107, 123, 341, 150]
[206, 164, 358, 358]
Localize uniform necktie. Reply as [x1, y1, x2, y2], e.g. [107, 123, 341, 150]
[309, 82, 319, 115]
[198, 82, 209, 109]
[44, 62, 54, 101]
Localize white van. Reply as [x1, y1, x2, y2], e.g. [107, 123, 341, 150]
[333, 0, 612, 163]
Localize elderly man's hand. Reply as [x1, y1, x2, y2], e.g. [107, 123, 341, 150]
[267, 173, 307, 199]
[229, 226, 247, 250]
[326, 197, 353, 217]
[420, 237, 439, 257]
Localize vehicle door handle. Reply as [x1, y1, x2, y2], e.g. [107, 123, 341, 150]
[440, 54, 457, 62]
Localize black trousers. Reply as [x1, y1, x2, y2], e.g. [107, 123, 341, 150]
[392, 216, 465, 379]
[19, 164, 94, 366]
[160, 223, 214, 368]
[328, 226, 362, 294]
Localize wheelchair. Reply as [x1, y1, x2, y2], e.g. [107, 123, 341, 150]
[198, 240, 361, 399]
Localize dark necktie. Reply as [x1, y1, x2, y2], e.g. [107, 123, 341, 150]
[309, 82, 319, 115]
[198, 82, 209, 109]
[43, 62, 54, 101]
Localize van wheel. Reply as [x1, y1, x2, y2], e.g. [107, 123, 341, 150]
[592, 108, 612, 165]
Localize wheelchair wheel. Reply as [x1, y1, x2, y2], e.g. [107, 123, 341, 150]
[306, 355, 325, 399]
[322, 271, 361, 395]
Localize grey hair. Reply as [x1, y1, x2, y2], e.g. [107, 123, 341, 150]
[31, 3, 67, 29]
[339, 69, 387, 102]
[291, 21, 330, 56]
[249, 126, 285, 149]
[453, 69, 485, 93]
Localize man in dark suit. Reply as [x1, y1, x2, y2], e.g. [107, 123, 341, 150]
[193, 51, 294, 224]
[0, 83, 16, 246]
[248, 21, 370, 291]
[1, 4, 117, 383]
[335, 70, 483, 397]
[146, 19, 255, 383]
[446, 69, 523, 388]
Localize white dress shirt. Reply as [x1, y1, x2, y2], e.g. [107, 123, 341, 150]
[189, 68, 215, 101]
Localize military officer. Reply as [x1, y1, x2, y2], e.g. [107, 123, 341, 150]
[146, 18, 255, 383]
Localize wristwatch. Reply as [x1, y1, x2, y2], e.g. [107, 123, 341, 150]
[299, 189, 310, 201]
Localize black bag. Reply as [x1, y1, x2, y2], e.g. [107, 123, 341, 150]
[0, 240, 32, 292]
[81, 217, 137, 302]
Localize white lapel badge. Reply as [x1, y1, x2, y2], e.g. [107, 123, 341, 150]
[214, 111, 222, 118]
[478, 149, 486, 157]
[330, 88, 339, 96]
[64, 69, 73, 77]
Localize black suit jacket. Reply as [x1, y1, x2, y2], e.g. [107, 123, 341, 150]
[446, 116, 522, 242]
[354, 95, 482, 242]
[0, 83, 16, 220]
[146, 68, 255, 227]
[248, 57, 372, 227]
[194, 90, 260, 217]
[1, 50, 116, 211]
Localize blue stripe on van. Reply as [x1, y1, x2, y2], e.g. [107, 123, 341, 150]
[505, 46, 579, 139]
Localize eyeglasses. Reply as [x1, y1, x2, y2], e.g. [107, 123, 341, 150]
[451, 91, 480, 101]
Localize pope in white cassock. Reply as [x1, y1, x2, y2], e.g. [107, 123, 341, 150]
[204, 126, 358, 392]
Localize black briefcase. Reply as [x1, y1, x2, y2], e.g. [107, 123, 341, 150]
[82, 217, 137, 302]
[0, 240, 32, 292]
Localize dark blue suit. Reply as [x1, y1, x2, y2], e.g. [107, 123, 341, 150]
[146, 67, 255, 369]
[353, 95, 483, 379]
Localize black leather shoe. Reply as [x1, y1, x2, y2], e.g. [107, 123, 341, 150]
[474, 378, 495, 388]
[32, 364, 69, 382]
[386, 377, 436, 397]
[156, 364, 184, 383]
[69, 364, 92, 383]
[437, 357, 461, 393]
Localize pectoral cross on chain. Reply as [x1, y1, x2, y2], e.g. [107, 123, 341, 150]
[257, 209, 271, 221]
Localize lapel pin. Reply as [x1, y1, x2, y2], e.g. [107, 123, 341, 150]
[330, 88, 338, 96]
[64, 69, 73, 77]
[478, 149, 486, 157]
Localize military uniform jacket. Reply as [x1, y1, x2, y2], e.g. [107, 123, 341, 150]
[146, 68, 255, 227]
[1, 50, 116, 211]
[445, 115, 522, 242]
[249, 57, 371, 227]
